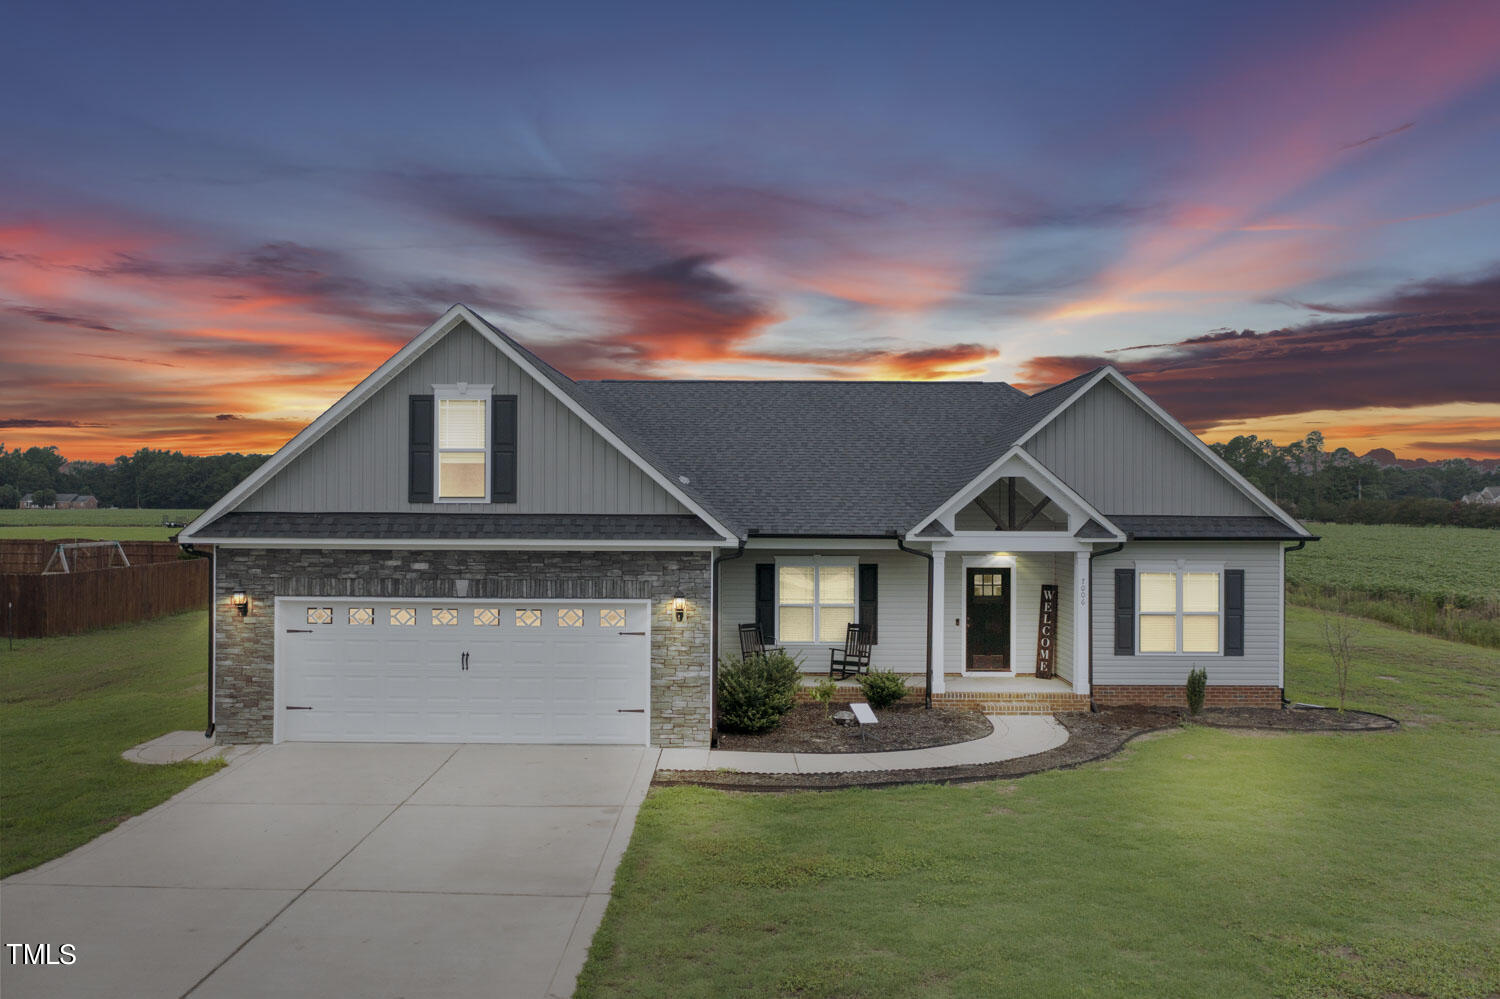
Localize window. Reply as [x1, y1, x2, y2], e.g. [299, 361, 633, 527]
[777, 559, 857, 643]
[431, 608, 459, 627]
[515, 608, 541, 628]
[389, 607, 415, 626]
[600, 608, 626, 628]
[306, 607, 332, 625]
[348, 607, 374, 626]
[435, 384, 491, 501]
[473, 608, 501, 627]
[557, 608, 583, 628]
[1139, 569, 1221, 654]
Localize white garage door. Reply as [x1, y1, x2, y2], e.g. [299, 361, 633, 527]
[277, 599, 651, 744]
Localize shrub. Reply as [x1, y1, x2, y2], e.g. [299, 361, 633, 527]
[1185, 667, 1207, 715]
[857, 669, 908, 710]
[810, 676, 838, 717]
[717, 651, 802, 734]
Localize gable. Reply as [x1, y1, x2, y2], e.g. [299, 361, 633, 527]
[238, 322, 688, 515]
[952, 475, 1068, 531]
[1022, 378, 1263, 517]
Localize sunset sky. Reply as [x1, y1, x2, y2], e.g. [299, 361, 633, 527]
[2, 0, 1498, 462]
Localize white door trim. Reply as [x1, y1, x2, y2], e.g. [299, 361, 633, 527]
[959, 555, 1018, 677]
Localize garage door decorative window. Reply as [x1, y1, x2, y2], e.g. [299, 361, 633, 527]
[473, 607, 501, 627]
[558, 608, 584, 627]
[348, 607, 374, 625]
[306, 607, 333, 625]
[389, 607, 415, 626]
[515, 609, 541, 627]
[600, 608, 626, 628]
[431, 608, 459, 626]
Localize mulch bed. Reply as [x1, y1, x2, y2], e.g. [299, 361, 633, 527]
[715, 701, 992, 754]
[653, 704, 1398, 793]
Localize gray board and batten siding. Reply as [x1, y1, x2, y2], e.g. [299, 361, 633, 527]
[1023, 378, 1263, 517]
[240, 322, 687, 515]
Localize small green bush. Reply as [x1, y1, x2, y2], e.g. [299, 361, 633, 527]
[810, 676, 838, 716]
[857, 669, 908, 709]
[1185, 667, 1207, 715]
[717, 651, 802, 734]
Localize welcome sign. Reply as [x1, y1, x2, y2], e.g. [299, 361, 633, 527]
[1036, 584, 1059, 678]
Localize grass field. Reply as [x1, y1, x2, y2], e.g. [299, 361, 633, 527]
[578, 608, 1500, 998]
[0, 611, 223, 877]
[0, 508, 201, 541]
[1290, 522, 1500, 648]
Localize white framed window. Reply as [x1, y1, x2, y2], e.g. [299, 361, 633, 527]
[1138, 565, 1221, 655]
[776, 557, 858, 644]
[434, 383, 491, 502]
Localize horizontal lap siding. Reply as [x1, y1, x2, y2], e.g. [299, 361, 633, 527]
[240, 323, 686, 515]
[943, 554, 1070, 675]
[1091, 541, 1282, 686]
[1024, 380, 1261, 516]
[718, 550, 929, 673]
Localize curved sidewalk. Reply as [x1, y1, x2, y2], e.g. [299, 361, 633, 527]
[656, 714, 1069, 774]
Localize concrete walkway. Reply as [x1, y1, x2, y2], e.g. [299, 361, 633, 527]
[120, 730, 257, 765]
[657, 714, 1068, 773]
[2, 743, 658, 999]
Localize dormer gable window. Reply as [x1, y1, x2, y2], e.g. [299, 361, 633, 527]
[435, 383, 491, 502]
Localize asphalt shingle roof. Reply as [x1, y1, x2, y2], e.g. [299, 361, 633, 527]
[198, 512, 723, 541]
[1107, 515, 1312, 541]
[574, 377, 1098, 536]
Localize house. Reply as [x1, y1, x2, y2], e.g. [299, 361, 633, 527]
[1460, 486, 1500, 505]
[54, 492, 99, 509]
[179, 305, 1314, 748]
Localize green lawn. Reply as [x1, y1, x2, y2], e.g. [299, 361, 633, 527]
[0, 611, 224, 877]
[0, 508, 201, 541]
[579, 607, 1500, 999]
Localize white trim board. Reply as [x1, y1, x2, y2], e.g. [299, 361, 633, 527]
[181, 305, 737, 544]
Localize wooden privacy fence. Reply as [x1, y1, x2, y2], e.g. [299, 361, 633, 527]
[1, 558, 210, 639]
[0, 540, 186, 575]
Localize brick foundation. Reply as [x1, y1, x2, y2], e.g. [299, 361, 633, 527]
[794, 680, 1091, 715]
[213, 548, 712, 747]
[1092, 684, 1283, 708]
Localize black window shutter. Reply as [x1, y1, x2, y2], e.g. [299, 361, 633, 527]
[491, 394, 517, 503]
[408, 394, 434, 503]
[754, 563, 775, 644]
[858, 563, 879, 643]
[1113, 568, 1135, 656]
[1224, 569, 1245, 656]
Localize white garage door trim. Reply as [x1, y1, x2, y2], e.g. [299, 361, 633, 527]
[272, 597, 652, 745]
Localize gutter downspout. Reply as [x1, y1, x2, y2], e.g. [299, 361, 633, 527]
[710, 539, 747, 747]
[894, 533, 935, 710]
[1087, 541, 1126, 711]
[1281, 539, 1307, 706]
[181, 542, 215, 738]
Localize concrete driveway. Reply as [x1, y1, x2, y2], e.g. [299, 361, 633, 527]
[1, 743, 659, 999]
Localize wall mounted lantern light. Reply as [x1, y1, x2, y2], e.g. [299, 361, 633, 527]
[672, 590, 686, 622]
[231, 590, 249, 617]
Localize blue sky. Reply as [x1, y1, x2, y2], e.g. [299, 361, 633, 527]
[2, 0, 1497, 458]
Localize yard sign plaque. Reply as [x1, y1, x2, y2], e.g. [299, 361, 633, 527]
[1036, 584, 1058, 678]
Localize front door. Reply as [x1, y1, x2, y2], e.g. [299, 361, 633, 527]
[966, 568, 1011, 671]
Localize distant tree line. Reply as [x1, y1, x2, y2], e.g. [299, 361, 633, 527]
[1210, 433, 1500, 528]
[0, 445, 270, 509]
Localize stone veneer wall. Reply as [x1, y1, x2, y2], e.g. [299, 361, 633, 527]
[213, 548, 712, 746]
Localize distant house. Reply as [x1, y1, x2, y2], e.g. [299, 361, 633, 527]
[19, 493, 38, 509]
[54, 493, 99, 510]
[1460, 486, 1500, 505]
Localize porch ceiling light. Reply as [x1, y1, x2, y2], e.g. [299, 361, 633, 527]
[231, 590, 249, 617]
[672, 590, 686, 622]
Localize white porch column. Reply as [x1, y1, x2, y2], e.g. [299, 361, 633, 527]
[1072, 550, 1090, 695]
[929, 550, 946, 694]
